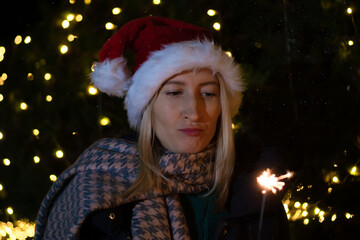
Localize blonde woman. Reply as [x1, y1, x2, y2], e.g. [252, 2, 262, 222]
[35, 16, 288, 240]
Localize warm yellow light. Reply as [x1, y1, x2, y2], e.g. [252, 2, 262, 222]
[67, 34, 77, 42]
[75, 14, 83, 22]
[0, 132, 3, 139]
[24, 36, 31, 44]
[0, 94, 3, 102]
[348, 40, 354, 46]
[331, 214, 337, 221]
[319, 216, 325, 223]
[0, 184, 3, 191]
[69, 0, 75, 3]
[231, 123, 235, 129]
[100, 116, 111, 126]
[88, 86, 98, 95]
[328, 187, 333, 193]
[44, 73, 52, 81]
[207, 9, 216, 16]
[27, 73, 34, 81]
[6, 207, 13, 215]
[302, 211, 308, 217]
[3, 158, 10, 166]
[283, 203, 289, 213]
[347, 7, 353, 14]
[49, 174, 57, 182]
[314, 207, 320, 215]
[0, 54, 3, 62]
[112, 7, 121, 15]
[303, 218, 309, 225]
[302, 202, 308, 209]
[153, 0, 161, 5]
[213, 22, 221, 31]
[33, 129, 40, 136]
[294, 202, 301, 208]
[345, 212, 354, 219]
[14, 35, 22, 45]
[46, 95, 53, 102]
[62, 20, 70, 29]
[33, 156, 40, 164]
[105, 22, 116, 30]
[225, 51, 232, 57]
[55, 150, 64, 158]
[67, 14, 75, 21]
[84, 0, 91, 4]
[1, 73, 7, 80]
[20, 102, 28, 110]
[60, 45, 69, 54]
[0, 46, 5, 54]
[334, 164, 338, 167]
[332, 176, 340, 183]
[319, 211, 325, 217]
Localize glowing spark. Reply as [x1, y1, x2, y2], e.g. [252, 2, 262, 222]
[257, 168, 293, 194]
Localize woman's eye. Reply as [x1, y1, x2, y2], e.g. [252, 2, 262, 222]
[166, 91, 182, 96]
[202, 92, 217, 98]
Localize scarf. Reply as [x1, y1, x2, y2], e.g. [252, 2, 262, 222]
[35, 138, 215, 240]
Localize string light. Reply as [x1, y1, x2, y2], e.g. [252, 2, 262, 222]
[350, 166, 358, 176]
[33, 156, 40, 164]
[207, 9, 217, 16]
[24, 36, 31, 44]
[0, 94, 3, 102]
[153, 0, 161, 5]
[112, 7, 121, 15]
[332, 176, 340, 183]
[213, 22, 221, 31]
[99, 116, 111, 126]
[55, 150, 64, 158]
[345, 212, 354, 219]
[27, 73, 34, 81]
[75, 14, 83, 22]
[331, 214, 337, 221]
[69, 0, 75, 4]
[67, 34, 77, 42]
[0, 131, 3, 139]
[88, 86, 98, 95]
[3, 158, 11, 166]
[84, 0, 91, 5]
[20, 102, 28, 110]
[44, 73, 52, 81]
[62, 20, 70, 29]
[33, 129, 40, 136]
[67, 14, 75, 21]
[225, 51, 232, 57]
[347, 7, 353, 15]
[0, 220, 35, 239]
[0, 46, 5, 54]
[14, 35, 22, 45]
[0, 184, 3, 191]
[46, 95, 53, 102]
[105, 22, 116, 30]
[6, 207, 14, 215]
[348, 40, 354, 46]
[294, 202, 301, 208]
[60, 44, 69, 54]
[303, 218, 309, 225]
[49, 174, 57, 182]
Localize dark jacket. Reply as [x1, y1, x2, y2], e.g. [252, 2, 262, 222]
[79, 137, 291, 240]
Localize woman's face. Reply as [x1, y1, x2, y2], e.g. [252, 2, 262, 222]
[152, 68, 221, 153]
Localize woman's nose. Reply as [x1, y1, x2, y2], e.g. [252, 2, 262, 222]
[183, 95, 202, 121]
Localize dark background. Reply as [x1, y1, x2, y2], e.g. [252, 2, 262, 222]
[0, 0, 359, 239]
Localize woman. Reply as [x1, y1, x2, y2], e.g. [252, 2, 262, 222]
[35, 16, 288, 240]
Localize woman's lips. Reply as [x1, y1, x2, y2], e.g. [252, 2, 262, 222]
[179, 128, 203, 136]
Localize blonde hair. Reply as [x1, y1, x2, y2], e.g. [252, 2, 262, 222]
[123, 72, 236, 208]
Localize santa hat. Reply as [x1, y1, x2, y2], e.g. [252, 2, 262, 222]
[91, 16, 244, 129]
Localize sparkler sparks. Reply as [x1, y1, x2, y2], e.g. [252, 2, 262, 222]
[257, 168, 293, 194]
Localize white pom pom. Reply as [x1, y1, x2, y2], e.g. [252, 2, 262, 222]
[90, 57, 131, 97]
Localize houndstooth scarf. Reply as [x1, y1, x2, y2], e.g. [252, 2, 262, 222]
[35, 138, 215, 240]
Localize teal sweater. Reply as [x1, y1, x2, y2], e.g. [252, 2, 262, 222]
[181, 193, 226, 239]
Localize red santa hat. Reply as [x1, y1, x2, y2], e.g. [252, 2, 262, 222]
[91, 16, 244, 129]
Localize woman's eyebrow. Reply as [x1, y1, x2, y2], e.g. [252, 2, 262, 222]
[164, 80, 185, 86]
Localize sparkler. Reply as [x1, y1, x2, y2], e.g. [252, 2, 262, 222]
[256, 169, 293, 240]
